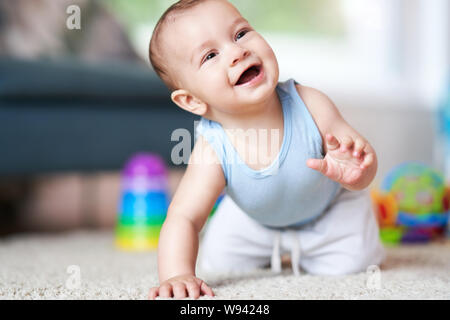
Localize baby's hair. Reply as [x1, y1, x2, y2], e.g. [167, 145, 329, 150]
[149, 0, 211, 91]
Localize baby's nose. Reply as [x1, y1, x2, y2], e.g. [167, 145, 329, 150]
[230, 47, 250, 66]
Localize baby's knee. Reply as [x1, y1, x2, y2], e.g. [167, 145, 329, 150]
[303, 241, 386, 276]
[198, 248, 266, 274]
[333, 248, 385, 275]
[198, 239, 271, 274]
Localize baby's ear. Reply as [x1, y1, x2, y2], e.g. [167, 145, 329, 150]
[171, 90, 208, 116]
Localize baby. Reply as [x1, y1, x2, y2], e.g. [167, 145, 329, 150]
[148, 0, 385, 299]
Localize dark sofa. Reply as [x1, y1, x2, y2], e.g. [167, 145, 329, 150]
[0, 57, 199, 176]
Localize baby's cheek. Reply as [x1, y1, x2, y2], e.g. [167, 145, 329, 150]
[258, 44, 278, 69]
[258, 36, 277, 56]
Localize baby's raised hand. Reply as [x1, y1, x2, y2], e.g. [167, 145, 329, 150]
[306, 134, 375, 189]
[148, 274, 215, 300]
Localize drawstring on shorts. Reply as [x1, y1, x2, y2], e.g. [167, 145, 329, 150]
[271, 231, 282, 273]
[271, 230, 301, 276]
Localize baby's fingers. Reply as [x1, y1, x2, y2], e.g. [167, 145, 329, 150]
[340, 135, 354, 153]
[148, 287, 159, 300]
[325, 134, 340, 151]
[159, 283, 173, 298]
[361, 152, 374, 169]
[184, 279, 201, 299]
[200, 281, 215, 297]
[306, 158, 328, 175]
[353, 138, 366, 158]
[173, 282, 188, 299]
[193, 278, 214, 297]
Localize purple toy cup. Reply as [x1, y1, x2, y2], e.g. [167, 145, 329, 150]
[122, 153, 168, 178]
[121, 153, 169, 193]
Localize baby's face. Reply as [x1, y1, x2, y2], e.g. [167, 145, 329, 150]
[165, 0, 279, 118]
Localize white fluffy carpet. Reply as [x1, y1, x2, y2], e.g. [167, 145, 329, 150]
[0, 230, 449, 300]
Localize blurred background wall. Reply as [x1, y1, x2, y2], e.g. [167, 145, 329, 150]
[0, 0, 448, 235]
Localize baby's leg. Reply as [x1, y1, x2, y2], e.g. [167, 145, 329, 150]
[198, 195, 275, 274]
[295, 188, 386, 275]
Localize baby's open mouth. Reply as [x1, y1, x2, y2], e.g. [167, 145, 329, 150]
[235, 65, 262, 86]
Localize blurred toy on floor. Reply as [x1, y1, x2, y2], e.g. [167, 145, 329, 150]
[437, 74, 450, 237]
[115, 152, 225, 251]
[115, 153, 170, 251]
[371, 162, 449, 245]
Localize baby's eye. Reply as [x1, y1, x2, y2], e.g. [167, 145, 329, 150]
[202, 52, 217, 64]
[235, 29, 249, 41]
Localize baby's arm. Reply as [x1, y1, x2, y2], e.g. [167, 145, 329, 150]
[148, 135, 226, 299]
[296, 84, 378, 190]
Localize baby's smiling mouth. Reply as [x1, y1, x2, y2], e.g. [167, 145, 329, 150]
[235, 64, 262, 86]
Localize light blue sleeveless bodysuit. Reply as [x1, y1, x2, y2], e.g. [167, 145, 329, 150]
[195, 79, 341, 228]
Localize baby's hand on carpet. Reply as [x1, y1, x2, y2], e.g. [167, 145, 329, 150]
[148, 274, 215, 300]
[306, 134, 375, 189]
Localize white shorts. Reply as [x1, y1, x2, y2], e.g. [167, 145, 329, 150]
[198, 188, 385, 276]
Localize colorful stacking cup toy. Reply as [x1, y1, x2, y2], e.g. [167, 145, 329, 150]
[115, 153, 169, 251]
